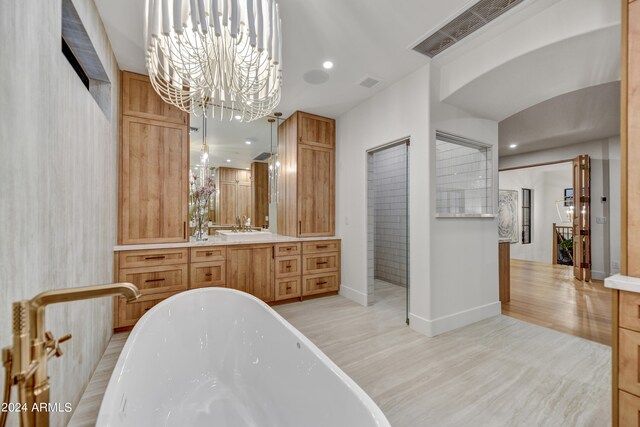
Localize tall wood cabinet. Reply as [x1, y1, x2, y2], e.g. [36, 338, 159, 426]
[278, 112, 335, 237]
[251, 162, 269, 228]
[613, 1, 640, 425]
[118, 71, 189, 244]
[218, 167, 252, 225]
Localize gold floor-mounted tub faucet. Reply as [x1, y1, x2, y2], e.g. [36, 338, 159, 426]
[1, 283, 140, 427]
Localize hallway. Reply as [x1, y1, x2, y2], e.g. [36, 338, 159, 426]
[502, 259, 612, 345]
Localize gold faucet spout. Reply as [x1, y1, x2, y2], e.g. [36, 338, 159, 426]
[30, 282, 140, 308]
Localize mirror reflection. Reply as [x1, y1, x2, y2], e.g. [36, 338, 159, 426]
[188, 115, 279, 236]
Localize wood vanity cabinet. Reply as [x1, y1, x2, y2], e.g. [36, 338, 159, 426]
[114, 248, 189, 330]
[114, 239, 341, 330]
[218, 167, 252, 225]
[278, 112, 335, 237]
[614, 290, 640, 426]
[302, 240, 340, 296]
[274, 243, 302, 301]
[226, 244, 274, 302]
[118, 71, 189, 244]
[190, 247, 226, 288]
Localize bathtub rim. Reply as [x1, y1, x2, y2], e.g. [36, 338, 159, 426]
[97, 287, 390, 427]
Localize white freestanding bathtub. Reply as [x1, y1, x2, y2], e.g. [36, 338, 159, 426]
[97, 288, 390, 427]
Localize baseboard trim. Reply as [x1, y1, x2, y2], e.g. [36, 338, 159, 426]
[409, 301, 501, 337]
[339, 284, 368, 306]
[591, 270, 607, 281]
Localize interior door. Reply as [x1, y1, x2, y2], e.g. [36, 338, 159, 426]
[572, 155, 591, 281]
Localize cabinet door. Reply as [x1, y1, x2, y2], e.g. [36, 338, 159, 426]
[297, 145, 334, 236]
[122, 71, 188, 125]
[219, 181, 237, 225]
[237, 181, 252, 221]
[227, 245, 274, 302]
[298, 112, 334, 148]
[120, 116, 188, 244]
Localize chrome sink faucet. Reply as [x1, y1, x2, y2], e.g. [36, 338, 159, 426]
[1, 283, 140, 427]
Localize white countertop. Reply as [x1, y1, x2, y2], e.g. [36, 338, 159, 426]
[604, 274, 640, 293]
[114, 234, 341, 251]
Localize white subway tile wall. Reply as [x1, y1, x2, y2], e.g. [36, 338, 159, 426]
[372, 145, 408, 287]
[435, 139, 493, 215]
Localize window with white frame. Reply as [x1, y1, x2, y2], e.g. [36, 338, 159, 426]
[435, 131, 494, 216]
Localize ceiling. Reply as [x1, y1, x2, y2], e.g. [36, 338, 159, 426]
[440, 26, 620, 122]
[95, 0, 475, 119]
[96, 0, 621, 163]
[499, 81, 620, 156]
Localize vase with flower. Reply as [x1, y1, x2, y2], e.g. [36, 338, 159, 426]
[190, 174, 216, 241]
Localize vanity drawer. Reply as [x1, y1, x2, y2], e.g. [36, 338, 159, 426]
[275, 277, 302, 301]
[621, 291, 640, 332]
[118, 265, 188, 295]
[303, 252, 339, 275]
[190, 246, 226, 263]
[620, 327, 640, 397]
[303, 240, 340, 254]
[302, 273, 339, 296]
[276, 256, 301, 278]
[116, 291, 179, 329]
[190, 261, 225, 288]
[275, 243, 301, 256]
[119, 248, 188, 268]
[619, 390, 640, 427]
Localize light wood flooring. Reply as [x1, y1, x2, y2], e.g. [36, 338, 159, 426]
[71, 280, 610, 426]
[502, 259, 612, 346]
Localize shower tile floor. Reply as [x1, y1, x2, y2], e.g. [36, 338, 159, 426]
[71, 280, 610, 426]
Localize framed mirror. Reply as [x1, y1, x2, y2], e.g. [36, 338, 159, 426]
[189, 114, 280, 236]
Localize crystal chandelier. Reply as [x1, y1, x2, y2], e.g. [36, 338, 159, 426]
[145, 0, 282, 122]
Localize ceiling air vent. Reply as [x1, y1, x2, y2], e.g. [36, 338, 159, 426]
[413, 0, 527, 58]
[253, 152, 272, 161]
[357, 75, 381, 89]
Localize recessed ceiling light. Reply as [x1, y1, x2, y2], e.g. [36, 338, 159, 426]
[245, 140, 252, 145]
[322, 60, 334, 70]
[226, 159, 231, 163]
[246, 167, 250, 170]
[234, 115, 241, 120]
[509, 144, 517, 148]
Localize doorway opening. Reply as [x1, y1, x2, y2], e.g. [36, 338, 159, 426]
[498, 152, 617, 345]
[366, 139, 410, 324]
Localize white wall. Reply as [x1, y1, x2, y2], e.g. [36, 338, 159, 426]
[337, 63, 501, 337]
[337, 64, 433, 321]
[425, 68, 501, 334]
[499, 164, 573, 264]
[438, 0, 620, 102]
[500, 137, 621, 279]
[0, 0, 119, 425]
